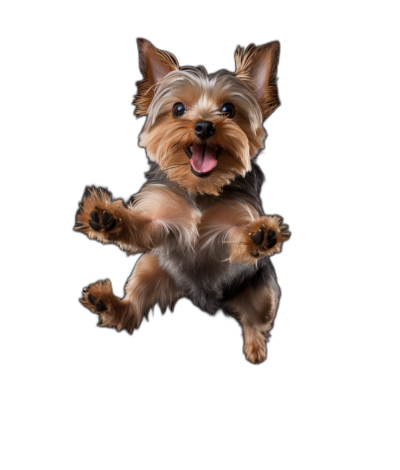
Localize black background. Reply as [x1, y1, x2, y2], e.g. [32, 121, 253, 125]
[51, 29, 325, 396]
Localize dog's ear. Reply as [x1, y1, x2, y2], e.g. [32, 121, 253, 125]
[235, 41, 280, 120]
[133, 38, 179, 116]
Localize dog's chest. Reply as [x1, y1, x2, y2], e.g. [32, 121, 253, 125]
[154, 197, 249, 298]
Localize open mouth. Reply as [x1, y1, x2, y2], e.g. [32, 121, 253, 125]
[185, 144, 222, 178]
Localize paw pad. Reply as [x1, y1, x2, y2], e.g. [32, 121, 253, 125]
[251, 229, 264, 245]
[251, 228, 277, 250]
[87, 292, 107, 311]
[88, 209, 116, 232]
[265, 229, 277, 249]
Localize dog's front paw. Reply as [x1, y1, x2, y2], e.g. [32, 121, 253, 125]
[248, 215, 291, 259]
[88, 209, 116, 232]
[74, 186, 122, 241]
[228, 215, 290, 264]
[250, 226, 278, 249]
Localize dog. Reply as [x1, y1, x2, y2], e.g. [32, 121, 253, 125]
[74, 38, 290, 364]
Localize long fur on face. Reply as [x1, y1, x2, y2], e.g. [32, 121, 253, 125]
[134, 40, 280, 195]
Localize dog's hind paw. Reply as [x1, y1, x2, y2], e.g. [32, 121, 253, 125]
[80, 280, 138, 333]
[81, 281, 112, 315]
[89, 295, 107, 311]
[243, 332, 267, 364]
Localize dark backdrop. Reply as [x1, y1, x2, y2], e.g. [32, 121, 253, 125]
[52, 30, 324, 394]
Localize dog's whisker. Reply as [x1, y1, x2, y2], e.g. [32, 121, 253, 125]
[164, 163, 189, 171]
[226, 135, 235, 148]
[222, 241, 248, 245]
[171, 145, 185, 155]
[171, 133, 188, 149]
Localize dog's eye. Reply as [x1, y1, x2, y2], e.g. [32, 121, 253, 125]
[172, 102, 186, 118]
[220, 103, 235, 118]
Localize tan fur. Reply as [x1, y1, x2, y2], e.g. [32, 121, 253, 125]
[224, 276, 280, 363]
[132, 39, 280, 195]
[80, 254, 183, 333]
[234, 41, 281, 119]
[74, 187, 126, 244]
[75, 185, 201, 253]
[124, 253, 184, 315]
[198, 200, 258, 259]
[140, 114, 259, 195]
[137, 64, 265, 195]
[133, 38, 179, 116]
[80, 279, 136, 331]
[199, 201, 290, 264]
[228, 214, 290, 264]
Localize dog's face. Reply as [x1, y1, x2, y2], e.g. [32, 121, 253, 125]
[134, 39, 280, 195]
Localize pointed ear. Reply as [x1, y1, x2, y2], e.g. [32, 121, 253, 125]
[133, 38, 179, 116]
[235, 41, 280, 119]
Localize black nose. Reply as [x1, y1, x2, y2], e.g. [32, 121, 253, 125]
[194, 121, 216, 140]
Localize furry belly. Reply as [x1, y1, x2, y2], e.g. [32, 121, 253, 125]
[154, 248, 255, 314]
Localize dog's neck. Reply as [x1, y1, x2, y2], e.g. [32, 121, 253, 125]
[144, 160, 264, 214]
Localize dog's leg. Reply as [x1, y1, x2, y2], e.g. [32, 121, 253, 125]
[80, 254, 184, 333]
[74, 185, 200, 254]
[224, 271, 280, 364]
[199, 200, 290, 264]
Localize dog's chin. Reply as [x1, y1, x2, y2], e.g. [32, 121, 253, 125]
[185, 144, 222, 178]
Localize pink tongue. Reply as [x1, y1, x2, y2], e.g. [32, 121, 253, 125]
[191, 144, 217, 173]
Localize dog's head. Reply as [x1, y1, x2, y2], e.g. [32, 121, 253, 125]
[134, 38, 280, 195]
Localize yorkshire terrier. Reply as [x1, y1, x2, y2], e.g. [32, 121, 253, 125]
[75, 38, 290, 364]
